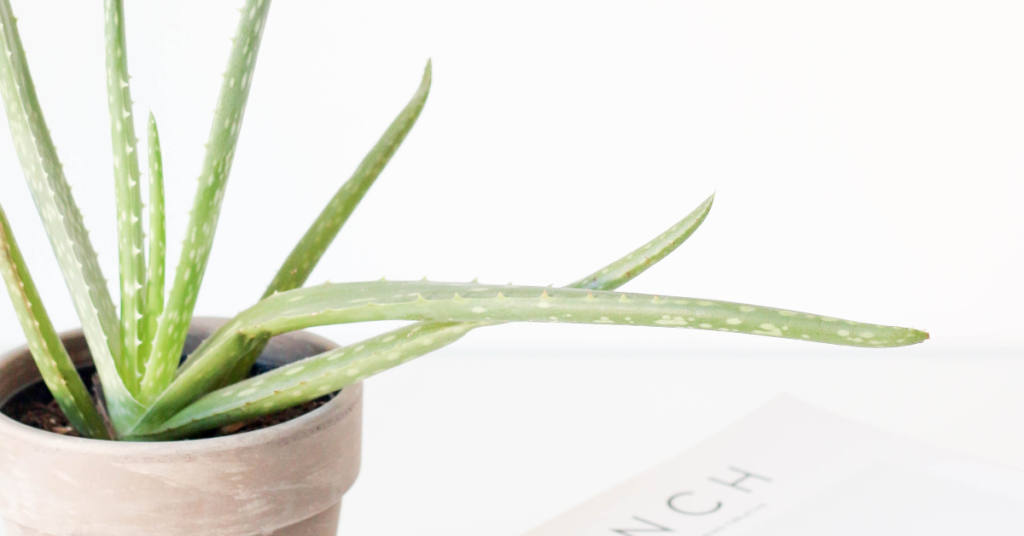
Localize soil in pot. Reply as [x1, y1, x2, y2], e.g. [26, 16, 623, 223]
[0, 360, 332, 439]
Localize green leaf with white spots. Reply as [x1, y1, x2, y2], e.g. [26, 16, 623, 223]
[571, 193, 714, 290]
[235, 281, 926, 349]
[0, 204, 110, 440]
[264, 60, 431, 298]
[192, 192, 716, 393]
[140, 0, 273, 404]
[218, 60, 432, 388]
[136, 322, 467, 440]
[138, 112, 165, 369]
[105, 0, 147, 393]
[145, 197, 714, 436]
[0, 0, 143, 434]
[129, 279, 927, 434]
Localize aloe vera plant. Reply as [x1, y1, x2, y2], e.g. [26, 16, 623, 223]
[0, 0, 927, 442]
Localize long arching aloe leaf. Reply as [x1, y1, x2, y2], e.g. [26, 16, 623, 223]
[198, 192, 713, 384]
[225, 281, 926, 348]
[0, 204, 110, 439]
[104, 0, 147, 392]
[130, 279, 926, 434]
[219, 60, 432, 387]
[138, 113, 165, 368]
[148, 195, 717, 437]
[143, 322, 466, 439]
[140, 0, 273, 404]
[0, 0, 143, 433]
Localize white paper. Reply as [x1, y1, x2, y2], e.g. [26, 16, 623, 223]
[523, 396, 1024, 535]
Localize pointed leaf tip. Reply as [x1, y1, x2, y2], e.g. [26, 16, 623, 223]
[569, 194, 717, 291]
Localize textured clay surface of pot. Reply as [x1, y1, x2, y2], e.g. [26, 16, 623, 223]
[0, 318, 362, 536]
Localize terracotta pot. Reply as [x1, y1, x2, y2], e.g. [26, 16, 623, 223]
[0, 318, 362, 536]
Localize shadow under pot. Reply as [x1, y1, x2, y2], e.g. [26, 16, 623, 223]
[0, 318, 362, 536]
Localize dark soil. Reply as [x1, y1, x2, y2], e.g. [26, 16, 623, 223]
[0, 362, 333, 440]
[3, 398, 81, 436]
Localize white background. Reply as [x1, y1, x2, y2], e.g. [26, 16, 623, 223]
[0, 1, 1022, 535]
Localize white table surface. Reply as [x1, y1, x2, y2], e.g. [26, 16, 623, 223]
[339, 346, 1024, 535]
[3, 346, 1021, 535]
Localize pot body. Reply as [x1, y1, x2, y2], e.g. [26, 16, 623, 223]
[0, 318, 362, 536]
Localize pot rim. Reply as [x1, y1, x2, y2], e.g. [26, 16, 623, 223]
[0, 317, 357, 453]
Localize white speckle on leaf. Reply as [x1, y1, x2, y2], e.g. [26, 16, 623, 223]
[753, 323, 783, 337]
[655, 316, 688, 326]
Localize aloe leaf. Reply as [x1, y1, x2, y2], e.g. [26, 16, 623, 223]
[264, 60, 431, 298]
[181, 192, 714, 426]
[237, 281, 927, 348]
[0, 1, 143, 433]
[140, 322, 466, 440]
[216, 61, 433, 388]
[571, 193, 714, 290]
[206, 191, 712, 389]
[104, 0, 147, 392]
[129, 279, 926, 434]
[139, 0, 273, 403]
[152, 195, 720, 436]
[138, 113, 165, 367]
[0, 204, 110, 439]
